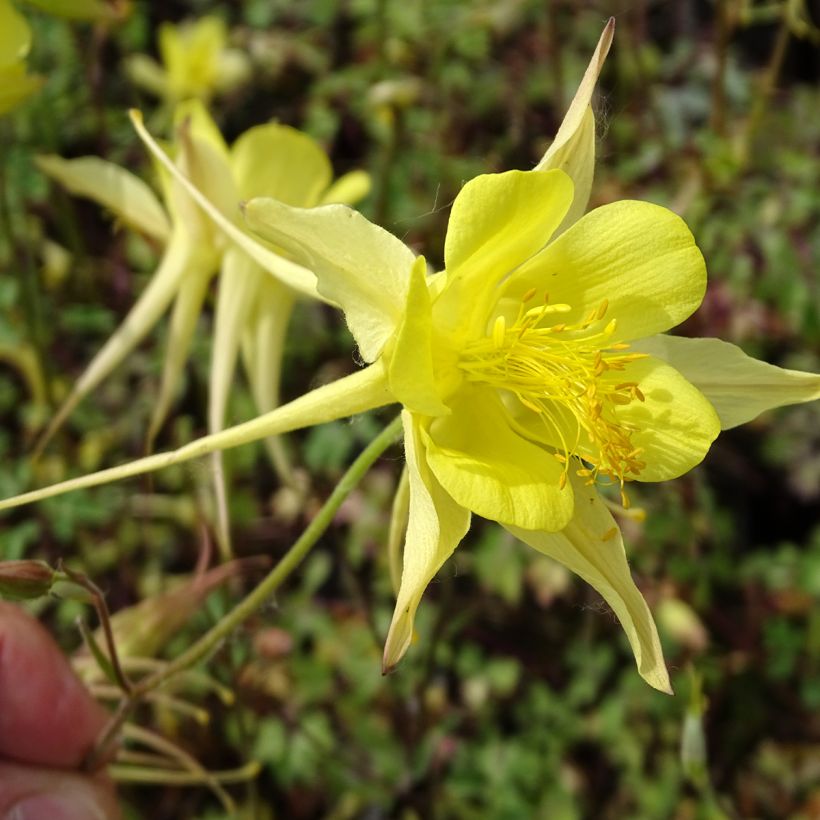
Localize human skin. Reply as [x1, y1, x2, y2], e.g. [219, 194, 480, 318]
[0, 603, 120, 820]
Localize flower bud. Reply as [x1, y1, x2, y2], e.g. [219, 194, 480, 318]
[0, 560, 56, 600]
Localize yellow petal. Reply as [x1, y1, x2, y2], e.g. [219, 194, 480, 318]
[130, 110, 321, 301]
[422, 386, 574, 531]
[387, 465, 411, 595]
[507, 200, 706, 341]
[506, 470, 672, 693]
[0, 65, 42, 115]
[160, 18, 225, 100]
[35, 230, 196, 455]
[241, 277, 296, 477]
[320, 170, 371, 206]
[124, 54, 168, 99]
[230, 123, 331, 207]
[6, 362, 394, 510]
[0, 0, 32, 65]
[0, 0, 41, 114]
[209, 248, 264, 436]
[174, 98, 230, 159]
[633, 335, 820, 430]
[436, 169, 573, 335]
[387, 256, 449, 417]
[244, 198, 415, 362]
[383, 412, 471, 670]
[171, 101, 236, 231]
[606, 355, 720, 482]
[535, 18, 614, 233]
[147, 260, 215, 449]
[36, 155, 171, 242]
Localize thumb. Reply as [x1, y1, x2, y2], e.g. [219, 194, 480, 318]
[0, 762, 119, 820]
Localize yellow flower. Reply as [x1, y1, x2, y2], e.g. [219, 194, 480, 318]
[0, 0, 43, 115]
[126, 16, 250, 103]
[36, 102, 368, 551]
[4, 22, 819, 691]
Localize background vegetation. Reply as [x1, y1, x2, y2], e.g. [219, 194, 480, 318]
[1, 1, 820, 817]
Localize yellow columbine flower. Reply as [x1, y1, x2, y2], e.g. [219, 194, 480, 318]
[4, 22, 819, 692]
[0, 0, 43, 115]
[36, 102, 368, 552]
[126, 16, 250, 104]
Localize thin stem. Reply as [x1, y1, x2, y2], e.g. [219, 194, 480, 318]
[737, 5, 791, 167]
[710, 0, 732, 137]
[61, 562, 133, 695]
[84, 414, 403, 770]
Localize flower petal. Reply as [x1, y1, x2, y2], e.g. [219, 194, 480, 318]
[0, 0, 32, 64]
[147, 261, 215, 449]
[506, 470, 672, 693]
[241, 277, 296, 477]
[437, 170, 573, 335]
[36, 155, 171, 243]
[6, 362, 395, 510]
[230, 123, 331, 207]
[506, 200, 706, 341]
[632, 335, 820, 430]
[387, 256, 449, 417]
[422, 386, 573, 530]
[35, 230, 197, 455]
[130, 110, 321, 301]
[607, 355, 720, 482]
[321, 170, 371, 206]
[383, 412, 471, 670]
[535, 18, 614, 233]
[244, 198, 415, 361]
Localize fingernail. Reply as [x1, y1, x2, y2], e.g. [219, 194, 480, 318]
[6, 793, 107, 820]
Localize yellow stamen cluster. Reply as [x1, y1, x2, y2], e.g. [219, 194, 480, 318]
[459, 289, 648, 497]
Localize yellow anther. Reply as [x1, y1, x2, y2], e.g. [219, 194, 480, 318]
[459, 297, 648, 487]
[601, 527, 618, 542]
[558, 472, 568, 490]
[620, 487, 631, 509]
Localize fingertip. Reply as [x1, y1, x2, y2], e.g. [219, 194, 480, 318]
[0, 604, 110, 769]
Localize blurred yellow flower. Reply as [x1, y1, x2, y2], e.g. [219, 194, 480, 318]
[0, 0, 43, 115]
[36, 102, 369, 552]
[126, 16, 251, 103]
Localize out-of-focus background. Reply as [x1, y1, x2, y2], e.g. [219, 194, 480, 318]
[1, 1, 820, 817]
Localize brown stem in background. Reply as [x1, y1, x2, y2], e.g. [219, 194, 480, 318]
[710, 0, 732, 136]
[736, 6, 791, 167]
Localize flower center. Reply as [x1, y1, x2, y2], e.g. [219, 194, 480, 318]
[458, 289, 648, 502]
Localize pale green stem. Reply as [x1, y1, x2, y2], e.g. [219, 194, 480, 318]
[137, 414, 401, 694]
[84, 414, 403, 771]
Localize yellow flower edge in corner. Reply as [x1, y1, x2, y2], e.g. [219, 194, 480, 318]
[0, 0, 44, 115]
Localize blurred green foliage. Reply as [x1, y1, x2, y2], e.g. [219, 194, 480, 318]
[1, 0, 820, 817]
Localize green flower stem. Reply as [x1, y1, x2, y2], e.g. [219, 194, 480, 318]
[84, 414, 403, 771]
